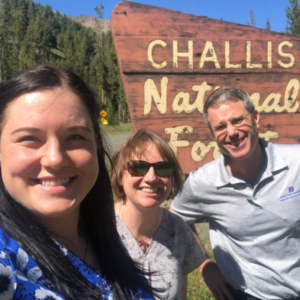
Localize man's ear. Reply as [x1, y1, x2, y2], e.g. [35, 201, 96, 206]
[207, 122, 215, 138]
[252, 109, 260, 129]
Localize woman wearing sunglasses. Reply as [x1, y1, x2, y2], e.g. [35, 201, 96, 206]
[112, 129, 205, 300]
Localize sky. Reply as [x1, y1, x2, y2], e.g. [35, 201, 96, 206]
[33, 0, 290, 33]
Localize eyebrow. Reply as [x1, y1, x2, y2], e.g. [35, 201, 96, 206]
[67, 126, 92, 133]
[231, 114, 246, 120]
[216, 114, 246, 124]
[11, 127, 41, 135]
[11, 125, 92, 135]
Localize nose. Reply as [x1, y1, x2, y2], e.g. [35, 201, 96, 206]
[40, 138, 68, 169]
[226, 122, 238, 137]
[143, 166, 158, 182]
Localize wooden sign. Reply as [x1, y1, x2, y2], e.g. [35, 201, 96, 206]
[111, 1, 300, 174]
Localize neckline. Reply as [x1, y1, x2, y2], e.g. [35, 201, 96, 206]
[117, 209, 166, 255]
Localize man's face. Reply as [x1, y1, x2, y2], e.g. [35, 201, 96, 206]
[207, 100, 260, 162]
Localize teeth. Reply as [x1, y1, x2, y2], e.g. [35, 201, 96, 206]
[230, 138, 244, 146]
[141, 188, 158, 193]
[41, 178, 70, 186]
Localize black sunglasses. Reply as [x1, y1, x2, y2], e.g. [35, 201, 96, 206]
[126, 160, 175, 177]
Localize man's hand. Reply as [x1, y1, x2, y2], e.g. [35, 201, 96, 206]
[201, 260, 234, 300]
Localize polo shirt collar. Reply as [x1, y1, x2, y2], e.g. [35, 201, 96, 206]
[215, 139, 287, 188]
[215, 154, 232, 187]
[259, 138, 287, 174]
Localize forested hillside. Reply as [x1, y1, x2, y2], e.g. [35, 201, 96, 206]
[1, 0, 299, 125]
[0, 0, 126, 124]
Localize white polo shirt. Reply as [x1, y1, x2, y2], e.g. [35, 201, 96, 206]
[171, 139, 300, 299]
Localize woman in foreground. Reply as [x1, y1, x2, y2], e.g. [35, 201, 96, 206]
[0, 65, 153, 300]
[112, 129, 205, 300]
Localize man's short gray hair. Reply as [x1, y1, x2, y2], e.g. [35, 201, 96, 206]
[203, 87, 255, 128]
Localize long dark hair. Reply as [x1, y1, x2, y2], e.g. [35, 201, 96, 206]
[0, 65, 152, 299]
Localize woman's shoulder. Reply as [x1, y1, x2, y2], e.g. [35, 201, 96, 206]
[0, 226, 20, 254]
[0, 226, 11, 243]
[160, 210, 205, 273]
[162, 209, 190, 231]
[159, 210, 197, 250]
[0, 227, 34, 265]
[0, 226, 66, 300]
[0, 227, 13, 277]
[0, 227, 116, 300]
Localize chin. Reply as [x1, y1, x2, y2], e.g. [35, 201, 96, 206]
[32, 204, 78, 220]
[228, 150, 251, 161]
[223, 145, 250, 159]
[140, 199, 160, 208]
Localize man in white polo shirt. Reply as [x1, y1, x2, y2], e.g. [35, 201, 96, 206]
[171, 87, 300, 300]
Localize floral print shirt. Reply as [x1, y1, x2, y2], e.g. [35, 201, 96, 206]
[0, 227, 153, 300]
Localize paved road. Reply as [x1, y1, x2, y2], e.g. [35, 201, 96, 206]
[105, 133, 133, 156]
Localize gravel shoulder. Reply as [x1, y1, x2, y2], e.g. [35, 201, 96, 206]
[105, 133, 133, 156]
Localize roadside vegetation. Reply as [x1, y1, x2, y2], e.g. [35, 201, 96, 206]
[101, 123, 133, 135]
[0, 0, 127, 125]
[188, 254, 214, 299]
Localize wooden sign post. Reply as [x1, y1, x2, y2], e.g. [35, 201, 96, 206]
[111, 1, 300, 174]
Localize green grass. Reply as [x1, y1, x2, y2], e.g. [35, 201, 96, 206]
[187, 272, 214, 300]
[187, 248, 214, 300]
[101, 122, 133, 135]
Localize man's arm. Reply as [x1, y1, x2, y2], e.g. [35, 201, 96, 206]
[190, 224, 234, 300]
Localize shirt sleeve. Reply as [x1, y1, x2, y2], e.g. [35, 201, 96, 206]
[0, 263, 14, 299]
[0, 239, 15, 300]
[180, 217, 205, 275]
[171, 170, 207, 223]
[0, 231, 66, 300]
[168, 212, 205, 276]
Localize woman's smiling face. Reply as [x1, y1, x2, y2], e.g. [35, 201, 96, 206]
[122, 142, 172, 210]
[0, 88, 99, 221]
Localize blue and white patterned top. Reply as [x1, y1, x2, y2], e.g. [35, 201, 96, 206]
[0, 226, 153, 300]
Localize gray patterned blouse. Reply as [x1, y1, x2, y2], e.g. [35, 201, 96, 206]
[116, 209, 205, 299]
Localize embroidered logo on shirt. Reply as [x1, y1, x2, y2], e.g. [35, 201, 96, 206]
[280, 188, 300, 202]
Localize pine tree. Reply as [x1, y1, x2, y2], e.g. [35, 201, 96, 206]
[285, 20, 289, 34]
[286, 0, 300, 36]
[94, 3, 104, 19]
[93, 3, 105, 56]
[265, 18, 271, 30]
[0, 0, 19, 81]
[247, 10, 256, 27]
[0, 0, 129, 122]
